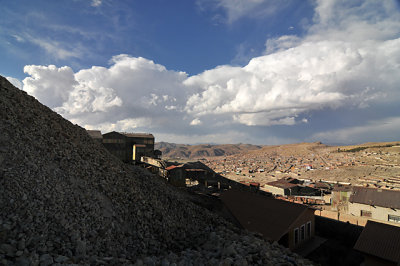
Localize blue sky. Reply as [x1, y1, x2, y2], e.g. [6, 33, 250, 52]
[1, 0, 400, 145]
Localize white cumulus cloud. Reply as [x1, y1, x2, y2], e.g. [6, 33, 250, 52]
[23, 65, 77, 108]
[23, 55, 190, 134]
[185, 0, 400, 127]
[21, 0, 400, 144]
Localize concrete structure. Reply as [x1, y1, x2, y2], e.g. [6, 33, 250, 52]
[141, 156, 166, 169]
[166, 165, 186, 187]
[348, 187, 400, 224]
[331, 185, 352, 212]
[221, 189, 315, 251]
[102, 131, 155, 162]
[354, 220, 400, 265]
[263, 179, 298, 196]
[263, 178, 321, 197]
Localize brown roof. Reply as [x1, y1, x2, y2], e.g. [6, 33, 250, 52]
[332, 185, 352, 192]
[354, 220, 400, 263]
[314, 182, 331, 189]
[220, 189, 312, 241]
[266, 180, 298, 189]
[86, 130, 102, 139]
[349, 187, 400, 209]
[121, 132, 154, 138]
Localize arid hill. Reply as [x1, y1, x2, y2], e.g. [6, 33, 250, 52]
[205, 140, 400, 189]
[248, 142, 329, 157]
[156, 142, 262, 159]
[0, 76, 312, 265]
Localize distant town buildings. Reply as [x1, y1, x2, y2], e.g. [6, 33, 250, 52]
[263, 177, 321, 197]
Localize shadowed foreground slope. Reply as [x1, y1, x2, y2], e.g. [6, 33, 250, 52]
[0, 76, 312, 265]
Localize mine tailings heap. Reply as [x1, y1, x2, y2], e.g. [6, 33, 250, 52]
[0, 76, 312, 265]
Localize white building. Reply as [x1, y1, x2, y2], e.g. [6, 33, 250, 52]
[348, 187, 400, 224]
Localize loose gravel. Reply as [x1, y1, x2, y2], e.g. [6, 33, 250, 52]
[0, 76, 313, 265]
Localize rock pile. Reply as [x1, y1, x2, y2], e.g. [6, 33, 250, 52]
[0, 76, 313, 265]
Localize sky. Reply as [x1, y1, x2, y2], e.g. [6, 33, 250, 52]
[1, 0, 400, 145]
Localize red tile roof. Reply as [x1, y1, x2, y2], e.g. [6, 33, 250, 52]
[354, 220, 400, 263]
[166, 165, 180, 171]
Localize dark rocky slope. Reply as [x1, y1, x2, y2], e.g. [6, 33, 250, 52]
[0, 76, 312, 265]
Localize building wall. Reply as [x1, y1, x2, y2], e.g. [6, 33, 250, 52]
[263, 184, 287, 196]
[287, 209, 315, 250]
[102, 132, 130, 162]
[331, 190, 351, 212]
[102, 132, 155, 162]
[169, 168, 186, 187]
[348, 202, 400, 224]
[127, 136, 154, 156]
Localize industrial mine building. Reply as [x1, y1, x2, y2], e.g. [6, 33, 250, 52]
[88, 130, 160, 163]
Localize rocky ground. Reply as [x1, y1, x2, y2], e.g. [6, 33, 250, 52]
[0, 75, 313, 265]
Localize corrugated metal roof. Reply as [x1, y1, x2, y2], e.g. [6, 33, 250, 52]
[354, 220, 400, 263]
[349, 187, 400, 209]
[220, 189, 312, 241]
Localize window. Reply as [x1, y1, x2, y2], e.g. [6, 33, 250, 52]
[388, 214, 400, 223]
[300, 225, 305, 241]
[361, 210, 372, 217]
[306, 221, 311, 238]
[294, 228, 299, 245]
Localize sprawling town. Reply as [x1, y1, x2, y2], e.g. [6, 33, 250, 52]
[86, 128, 400, 265]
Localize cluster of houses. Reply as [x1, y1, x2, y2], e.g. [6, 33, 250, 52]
[86, 130, 400, 265]
[332, 185, 400, 224]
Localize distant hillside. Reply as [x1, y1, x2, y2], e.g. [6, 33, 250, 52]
[156, 142, 262, 159]
[336, 141, 400, 152]
[247, 142, 330, 157]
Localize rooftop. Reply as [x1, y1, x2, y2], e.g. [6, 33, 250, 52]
[354, 220, 400, 263]
[121, 132, 154, 138]
[220, 189, 313, 241]
[86, 130, 102, 139]
[266, 180, 298, 189]
[349, 186, 400, 209]
[332, 185, 352, 192]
